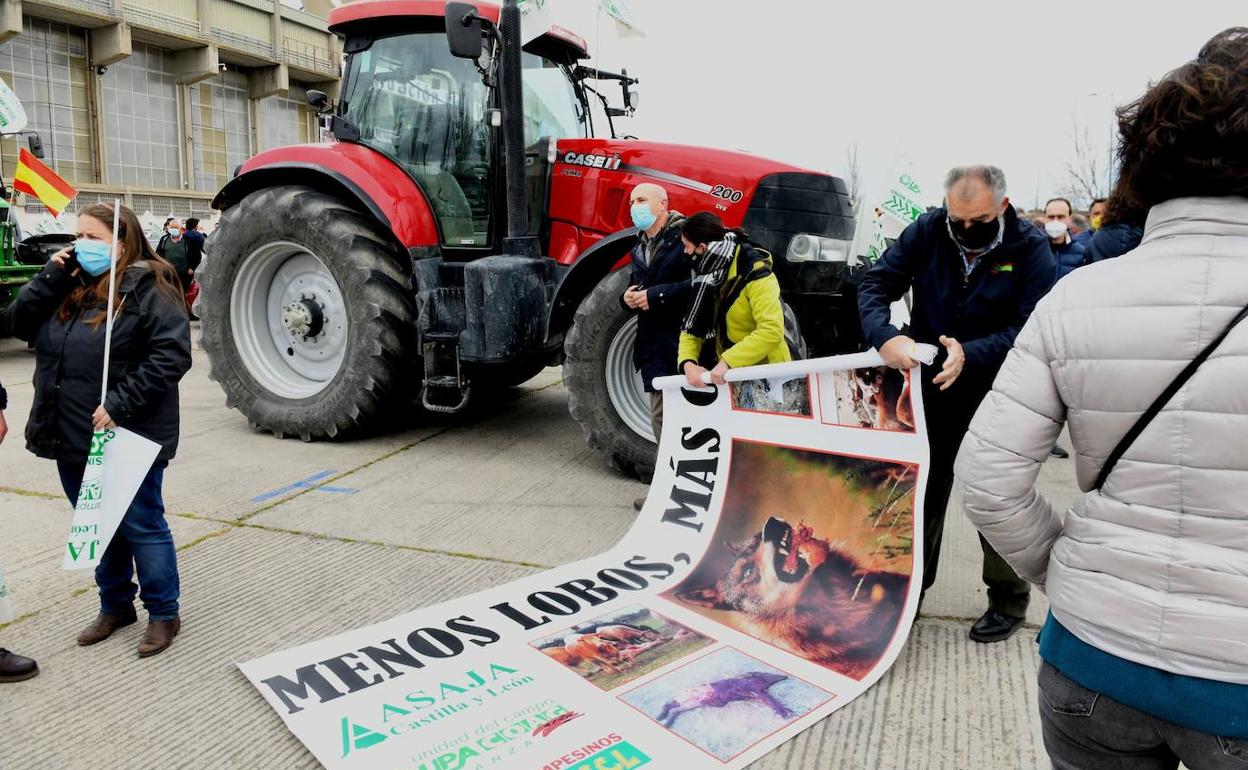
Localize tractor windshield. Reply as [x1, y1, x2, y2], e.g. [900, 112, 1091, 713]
[341, 32, 493, 247]
[341, 32, 586, 250]
[521, 51, 586, 146]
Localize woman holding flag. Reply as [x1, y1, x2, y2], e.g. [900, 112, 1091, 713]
[2, 203, 191, 658]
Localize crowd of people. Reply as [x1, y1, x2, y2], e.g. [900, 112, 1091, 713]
[0, 21, 1244, 770]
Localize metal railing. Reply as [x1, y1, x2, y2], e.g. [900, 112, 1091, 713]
[121, 4, 205, 39]
[33, 0, 116, 19]
[281, 37, 338, 77]
[212, 28, 276, 58]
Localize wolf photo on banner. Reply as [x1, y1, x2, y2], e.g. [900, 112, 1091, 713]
[666, 439, 917, 680]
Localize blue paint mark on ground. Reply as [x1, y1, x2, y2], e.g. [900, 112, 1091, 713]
[252, 470, 359, 503]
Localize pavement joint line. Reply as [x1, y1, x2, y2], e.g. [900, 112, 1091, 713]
[233, 377, 566, 523]
[170, 511, 553, 569]
[0, 485, 61, 500]
[235, 426, 457, 522]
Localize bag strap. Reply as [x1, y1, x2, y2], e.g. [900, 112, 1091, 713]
[1095, 302, 1248, 490]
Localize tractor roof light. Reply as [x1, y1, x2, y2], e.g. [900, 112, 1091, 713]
[786, 234, 850, 263]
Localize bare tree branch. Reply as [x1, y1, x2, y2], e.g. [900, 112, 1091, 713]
[1059, 116, 1107, 209]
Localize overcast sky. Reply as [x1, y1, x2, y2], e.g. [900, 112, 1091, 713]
[553, 0, 1244, 212]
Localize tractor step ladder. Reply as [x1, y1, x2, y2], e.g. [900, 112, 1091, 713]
[421, 331, 472, 414]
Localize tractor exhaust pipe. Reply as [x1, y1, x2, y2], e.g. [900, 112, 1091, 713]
[499, 0, 540, 258]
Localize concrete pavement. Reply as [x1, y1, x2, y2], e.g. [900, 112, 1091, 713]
[0, 333, 1076, 769]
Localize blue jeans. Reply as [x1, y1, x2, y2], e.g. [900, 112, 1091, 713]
[1039, 662, 1248, 769]
[57, 460, 180, 622]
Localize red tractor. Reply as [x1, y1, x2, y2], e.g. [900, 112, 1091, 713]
[200, 0, 862, 476]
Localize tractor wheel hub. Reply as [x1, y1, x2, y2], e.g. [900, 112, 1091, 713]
[281, 297, 325, 339]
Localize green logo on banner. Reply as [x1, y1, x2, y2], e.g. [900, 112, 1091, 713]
[570, 741, 651, 770]
[340, 717, 387, 756]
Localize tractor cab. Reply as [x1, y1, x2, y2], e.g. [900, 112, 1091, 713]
[327, 1, 617, 254]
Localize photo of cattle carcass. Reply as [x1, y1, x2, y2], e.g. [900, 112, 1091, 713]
[529, 605, 713, 690]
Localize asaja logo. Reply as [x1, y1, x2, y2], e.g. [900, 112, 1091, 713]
[991, 262, 1015, 274]
[340, 717, 387, 755]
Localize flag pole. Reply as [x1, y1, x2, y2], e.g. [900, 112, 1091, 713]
[99, 198, 121, 408]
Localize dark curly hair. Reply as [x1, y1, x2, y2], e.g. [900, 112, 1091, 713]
[1114, 27, 1248, 214]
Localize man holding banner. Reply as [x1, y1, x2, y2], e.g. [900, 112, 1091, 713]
[857, 165, 1056, 643]
[2, 203, 191, 658]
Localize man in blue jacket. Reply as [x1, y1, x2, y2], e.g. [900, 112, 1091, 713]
[1043, 197, 1090, 280]
[858, 165, 1056, 643]
[621, 183, 688, 510]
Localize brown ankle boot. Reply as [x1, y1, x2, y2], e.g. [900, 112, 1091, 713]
[77, 609, 138, 646]
[137, 618, 181, 658]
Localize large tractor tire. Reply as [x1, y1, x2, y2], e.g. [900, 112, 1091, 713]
[198, 186, 416, 440]
[565, 269, 805, 478]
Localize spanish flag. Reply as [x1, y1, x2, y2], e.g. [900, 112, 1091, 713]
[14, 147, 76, 216]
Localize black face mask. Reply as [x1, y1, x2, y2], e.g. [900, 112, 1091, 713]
[949, 217, 1000, 251]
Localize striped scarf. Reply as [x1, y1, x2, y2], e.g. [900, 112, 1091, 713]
[681, 233, 737, 342]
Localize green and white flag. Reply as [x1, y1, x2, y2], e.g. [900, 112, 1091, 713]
[600, 0, 643, 35]
[62, 427, 161, 570]
[60, 199, 162, 571]
[0, 77, 27, 135]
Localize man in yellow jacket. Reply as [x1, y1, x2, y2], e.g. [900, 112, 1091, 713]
[677, 213, 790, 386]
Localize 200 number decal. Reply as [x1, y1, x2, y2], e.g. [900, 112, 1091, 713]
[710, 184, 744, 203]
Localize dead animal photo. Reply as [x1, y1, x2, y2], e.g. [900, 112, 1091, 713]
[663, 440, 917, 680]
[530, 604, 713, 690]
[822, 366, 915, 432]
[619, 647, 831, 762]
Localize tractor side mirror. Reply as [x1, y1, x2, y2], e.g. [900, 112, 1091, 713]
[445, 3, 486, 60]
[26, 133, 44, 159]
[306, 89, 331, 114]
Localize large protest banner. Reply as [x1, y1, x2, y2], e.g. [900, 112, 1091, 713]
[240, 351, 929, 769]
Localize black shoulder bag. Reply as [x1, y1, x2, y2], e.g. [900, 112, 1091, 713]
[1094, 302, 1248, 489]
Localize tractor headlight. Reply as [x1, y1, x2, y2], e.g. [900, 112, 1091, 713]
[786, 234, 851, 263]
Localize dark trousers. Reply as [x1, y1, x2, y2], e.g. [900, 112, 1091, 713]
[1039, 662, 1248, 769]
[649, 391, 663, 441]
[922, 384, 1030, 617]
[57, 460, 180, 621]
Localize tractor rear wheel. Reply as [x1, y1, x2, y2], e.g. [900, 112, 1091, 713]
[565, 269, 656, 478]
[198, 186, 416, 439]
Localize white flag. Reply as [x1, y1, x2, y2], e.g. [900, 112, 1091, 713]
[0, 77, 28, 135]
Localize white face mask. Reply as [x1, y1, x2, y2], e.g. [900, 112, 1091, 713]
[1044, 220, 1068, 240]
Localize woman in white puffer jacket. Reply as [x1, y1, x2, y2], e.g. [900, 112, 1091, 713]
[954, 27, 1248, 770]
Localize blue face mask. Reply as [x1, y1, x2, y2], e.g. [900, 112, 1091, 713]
[630, 202, 657, 231]
[74, 238, 114, 277]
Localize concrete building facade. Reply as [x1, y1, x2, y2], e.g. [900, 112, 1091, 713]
[0, 0, 341, 223]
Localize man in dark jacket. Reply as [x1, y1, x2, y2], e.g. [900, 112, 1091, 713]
[1043, 197, 1089, 279]
[0, 375, 40, 682]
[621, 182, 688, 511]
[858, 165, 1057, 643]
